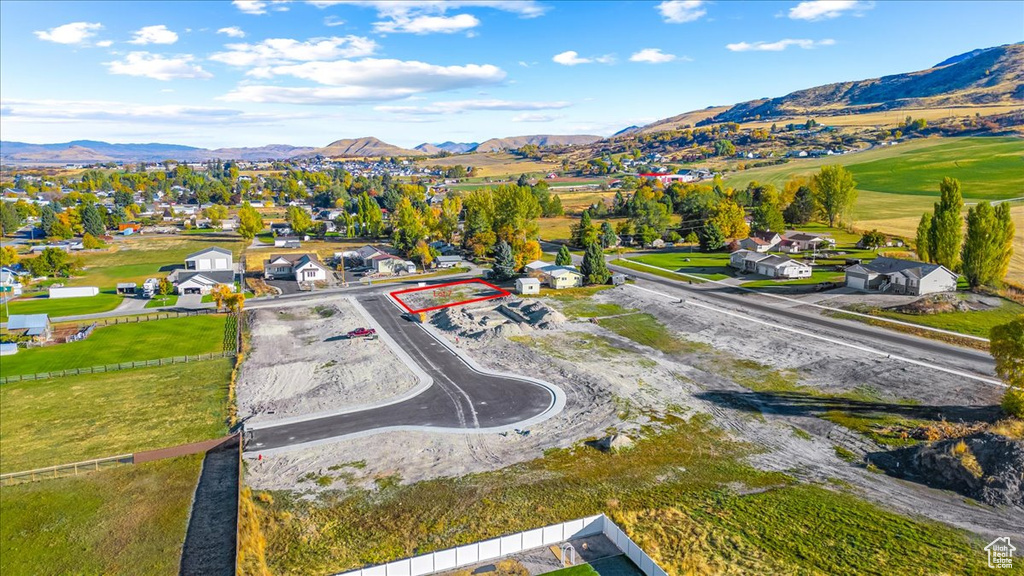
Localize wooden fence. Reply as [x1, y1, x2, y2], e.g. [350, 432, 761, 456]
[90, 308, 217, 327]
[0, 351, 235, 384]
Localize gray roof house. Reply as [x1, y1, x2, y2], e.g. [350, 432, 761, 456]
[184, 247, 234, 272]
[264, 254, 331, 282]
[845, 257, 957, 295]
[174, 270, 236, 295]
[6, 314, 51, 339]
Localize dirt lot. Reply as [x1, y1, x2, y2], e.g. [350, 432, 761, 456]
[245, 287, 1020, 537]
[237, 298, 419, 425]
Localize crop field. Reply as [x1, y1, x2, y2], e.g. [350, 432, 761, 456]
[0, 455, 202, 576]
[0, 358, 232, 472]
[417, 152, 558, 178]
[0, 314, 228, 377]
[251, 415, 989, 576]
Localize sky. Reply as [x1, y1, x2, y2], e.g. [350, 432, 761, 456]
[1, 0, 1021, 149]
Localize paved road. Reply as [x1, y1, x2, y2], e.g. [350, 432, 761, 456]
[245, 294, 557, 452]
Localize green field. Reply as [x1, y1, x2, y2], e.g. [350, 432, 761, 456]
[630, 252, 735, 280]
[855, 299, 1024, 338]
[0, 455, 201, 576]
[0, 314, 228, 377]
[2, 290, 123, 320]
[0, 358, 232, 472]
[145, 294, 179, 308]
[252, 415, 989, 576]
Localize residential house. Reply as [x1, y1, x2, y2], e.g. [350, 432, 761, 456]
[221, 217, 239, 231]
[753, 255, 812, 279]
[784, 231, 834, 252]
[184, 247, 233, 272]
[270, 222, 292, 236]
[528, 264, 583, 289]
[369, 253, 416, 275]
[174, 271, 236, 295]
[274, 236, 302, 248]
[738, 231, 782, 253]
[0, 268, 24, 298]
[729, 249, 769, 273]
[433, 255, 464, 269]
[845, 257, 958, 295]
[264, 253, 331, 283]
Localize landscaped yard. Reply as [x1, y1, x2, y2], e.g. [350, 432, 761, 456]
[0, 455, 202, 576]
[145, 294, 179, 308]
[0, 358, 232, 472]
[0, 314, 228, 376]
[740, 269, 845, 288]
[629, 251, 735, 280]
[1, 290, 123, 320]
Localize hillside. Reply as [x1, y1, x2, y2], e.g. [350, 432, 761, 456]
[637, 106, 732, 134]
[0, 140, 314, 163]
[475, 134, 602, 152]
[414, 141, 479, 154]
[299, 137, 425, 158]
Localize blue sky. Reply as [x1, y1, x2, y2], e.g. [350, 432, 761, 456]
[1, 1, 1021, 149]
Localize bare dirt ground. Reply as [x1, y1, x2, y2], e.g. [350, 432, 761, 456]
[245, 287, 1022, 538]
[237, 298, 419, 426]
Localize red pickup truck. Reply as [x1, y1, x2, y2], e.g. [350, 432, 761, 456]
[347, 327, 377, 339]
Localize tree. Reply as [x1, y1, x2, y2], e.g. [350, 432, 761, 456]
[929, 177, 964, 271]
[27, 247, 78, 277]
[570, 210, 597, 248]
[409, 239, 434, 268]
[812, 165, 857, 227]
[783, 185, 816, 225]
[714, 139, 736, 157]
[491, 240, 516, 281]
[49, 218, 74, 240]
[158, 278, 174, 296]
[915, 212, 932, 262]
[81, 203, 105, 237]
[751, 193, 785, 232]
[521, 240, 543, 266]
[990, 315, 1024, 418]
[82, 233, 103, 249]
[0, 202, 23, 236]
[710, 200, 748, 239]
[238, 203, 264, 240]
[0, 245, 18, 267]
[579, 241, 610, 285]
[993, 202, 1015, 285]
[40, 205, 56, 236]
[859, 229, 887, 250]
[285, 206, 313, 236]
[205, 204, 228, 226]
[211, 284, 233, 311]
[699, 221, 726, 251]
[555, 245, 573, 266]
[600, 221, 618, 248]
[961, 201, 1001, 288]
[436, 196, 462, 244]
[637, 225, 659, 247]
[391, 197, 425, 255]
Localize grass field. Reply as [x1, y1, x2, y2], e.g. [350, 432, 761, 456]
[0, 314, 228, 377]
[251, 414, 989, 576]
[0, 455, 201, 576]
[416, 152, 559, 178]
[0, 358, 232, 472]
[630, 252, 734, 280]
[852, 299, 1024, 338]
[145, 294, 178, 308]
[2, 289, 123, 320]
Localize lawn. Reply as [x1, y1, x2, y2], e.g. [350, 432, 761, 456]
[740, 269, 845, 288]
[251, 415, 989, 576]
[630, 251, 735, 280]
[145, 294, 179, 308]
[544, 565, 599, 576]
[0, 358, 232, 472]
[0, 314, 228, 377]
[0, 455, 202, 576]
[854, 298, 1024, 338]
[1, 289, 123, 320]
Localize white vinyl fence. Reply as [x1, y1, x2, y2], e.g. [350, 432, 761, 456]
[333, 514, 666, 576]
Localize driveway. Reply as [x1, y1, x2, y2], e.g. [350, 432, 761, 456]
[177, 293, 204, 309]
[265, 278, 301, 295]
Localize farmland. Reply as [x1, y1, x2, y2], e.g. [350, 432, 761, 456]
[0, 358, 233, 472]
[0, 455, 202, 576]
[416, 152, 558, 178]
[0, 314, 228, 376]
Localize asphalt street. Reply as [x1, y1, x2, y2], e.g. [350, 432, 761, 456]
[245, 294, 555, 452]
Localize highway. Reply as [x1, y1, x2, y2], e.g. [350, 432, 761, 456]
[245, 294, 559, 452]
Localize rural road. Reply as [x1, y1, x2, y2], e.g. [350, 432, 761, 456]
[245, 294, 560, 452]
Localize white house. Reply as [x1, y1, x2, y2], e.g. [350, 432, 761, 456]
[433, 255, 464, 269]
[529, 264, 583, 289]
[516, 277, 541, 295]
[264, 253, 330, 283]
[729, 249, 769, 273]
[184, 247, 233, 272]
[845, 257, 958, 295]
[784, 231, 834, 252]
[368, 253, 416, 275]
[754, 255, 812, 279]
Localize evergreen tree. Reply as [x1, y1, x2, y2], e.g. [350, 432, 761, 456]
[0, 202, 22, 236]
[81, 203, 105, 237]
[491, 240, 516, 281]
[961, 201, 999, 288]
[994, 202, 1015, 285]
[570, 210, 596, 247]
[580, 241, 610, 285]
[555, 245, 573, 266]
[40, 204, 56, 236]
[600, 221, 618, 248]
[751, 197, 785, 232]
[915, 212, 932, 262]
[929, 177, 964, 270]
[783, 185, 816, 225]
[699, 221, 726, 251]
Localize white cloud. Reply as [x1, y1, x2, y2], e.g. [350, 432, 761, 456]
[217, 26, 247, 38]
[105, 52, 213, 80]
[789, 1, 871, 20]
[222, 58, 506, 104]
[657, 1, 706, 23]
[34, 22, 102, 45]
[233, 0, 291, 15]
[211, 36, 377, 67]
[324, 15, 346, 26]
[375, 99, 571, 115]
[552, 51, 614, 66]
[128, 25, 179, 45]
[629, 48, 677, 63]
[96, 40, 114, 47]
[512, 113, 562, 122]
[308, 1, 547, 18]
[726, 38, 835, 52]
[375, 13, 480, 34]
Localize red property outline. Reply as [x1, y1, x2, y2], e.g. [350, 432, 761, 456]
[390, 279, 512, 314]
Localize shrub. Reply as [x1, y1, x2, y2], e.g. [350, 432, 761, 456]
[1001, 387, 1024, 419]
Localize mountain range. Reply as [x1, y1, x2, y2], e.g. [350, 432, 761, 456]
[2, 43, 1020, 165]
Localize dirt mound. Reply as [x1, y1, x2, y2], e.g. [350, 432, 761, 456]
[431, 299, 565, 341]
[873, 432, 1024, 506]
[888, 294, 971, 315]
[512, 299, 567, 328]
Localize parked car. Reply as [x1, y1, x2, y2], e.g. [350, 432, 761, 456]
[347, 327, 377, 339]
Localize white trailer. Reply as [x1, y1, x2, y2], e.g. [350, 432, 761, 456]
[48, 286, 100, 299]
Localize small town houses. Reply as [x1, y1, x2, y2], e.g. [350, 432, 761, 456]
[524, 260, 584, 289]
[844, 257, 958, 296]
[168, 246, 237, 295]
[729, 250, 812, 279]
[264, 253, 331, 283]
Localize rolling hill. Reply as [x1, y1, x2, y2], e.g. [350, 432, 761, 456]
[0, 140, 315, 163]
[474, 134, 603, 152]
[298, 137, 425, 158]
[414, 141, 479, 154]
[641, 42, 1024, 130]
